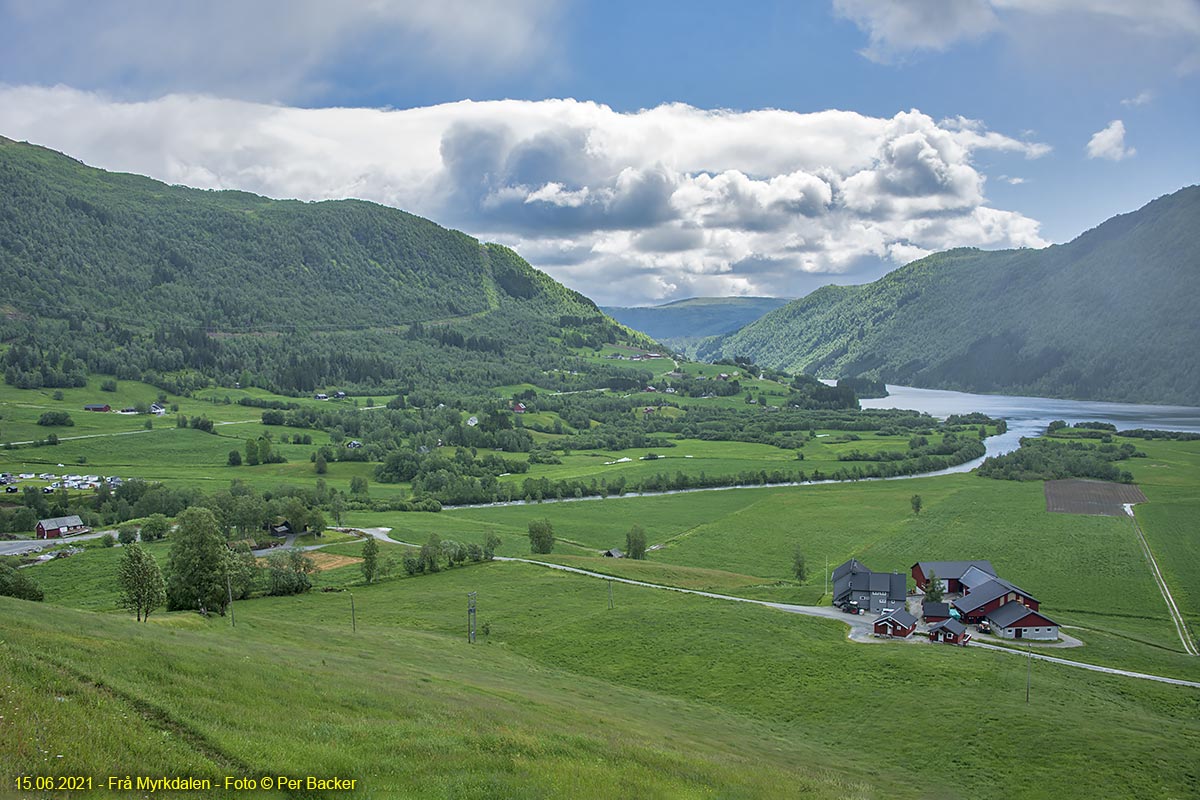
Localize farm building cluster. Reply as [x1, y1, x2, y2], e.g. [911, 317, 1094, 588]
[833, 558, 1060, 645]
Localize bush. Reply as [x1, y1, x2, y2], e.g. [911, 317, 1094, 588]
[37, 411, 74, 427]
[100, 533, 116, 548]
[101, 379, 118, 392]
[117, 523, 139, 545]
[0, 562, 44, 601]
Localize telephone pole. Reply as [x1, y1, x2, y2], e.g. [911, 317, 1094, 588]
[226, 574, 235, 628]
[467, 592, 477, 643]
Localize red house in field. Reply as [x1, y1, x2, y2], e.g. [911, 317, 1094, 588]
[911, 560, 995, 593]
[873, 609, 917, 638]
[36, 515, 89, 539]
[952, 579, 1039, 624]
[83, 403, 111, 412]
[929, 618, 969, 645]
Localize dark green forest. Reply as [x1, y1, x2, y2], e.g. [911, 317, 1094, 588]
[0, 137, 647, 396]
[701, 186, 1200, 405]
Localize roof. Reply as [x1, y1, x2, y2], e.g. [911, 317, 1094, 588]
[922, 601, 951, 618]
[832, 558, 869, 582]
[602, 548, 624, 557]
[958, 565, 997, 591]
[953, 578, 1037, 614]
[929, 618, 967, 636]
[39, 515, 84, 529]
[913, 560, 995, 581]
[986, 601, 1058, 629]
[877, 609, 917, 628]
[84, 403, 109, 410]
[834, 564, 905, 602]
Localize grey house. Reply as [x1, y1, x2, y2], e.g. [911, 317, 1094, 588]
[832, 559, 906, 614]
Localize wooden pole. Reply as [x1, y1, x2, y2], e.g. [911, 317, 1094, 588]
[350, 592, 356, 632]
[226, 575, 235, 628]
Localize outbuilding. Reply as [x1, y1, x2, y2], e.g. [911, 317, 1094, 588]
[873, 609, 917, 638]
[929, 618, 970, 645]
[36, 515, 90, 539]
[952, 578, 1040, 624]
[602, 548, 625, 558]
[83, 403, 111, 412]
[922, 601, 952, 623]
[986, 602, 1060, 641]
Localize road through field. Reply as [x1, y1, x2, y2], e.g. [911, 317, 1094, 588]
[489, 556, 1200, 689]
[1126, 504, 1199, 656]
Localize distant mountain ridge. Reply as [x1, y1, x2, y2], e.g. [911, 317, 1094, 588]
[603, 297, 791, 344]
[700, 186, 1200, 405]
[0, 136, 644, 394]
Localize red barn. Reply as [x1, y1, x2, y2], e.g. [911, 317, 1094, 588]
[929, 618, 969, 645]
[83, 403, 111, 412]
[873, 609, 917, 638]
[911, 560, 995, 593]
[952, 579, 1039, 623]
[36, 515, 89, 539]
[922, 601, 951, 623]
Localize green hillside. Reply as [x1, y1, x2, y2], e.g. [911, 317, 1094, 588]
[602, 296, 791, 342]
[701, 186, 1200, 405]
[0, 136, 645, 395]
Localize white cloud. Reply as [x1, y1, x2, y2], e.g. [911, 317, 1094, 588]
[0, 0, 563, 102]
[1086, 120, 1136, 160]
[0, 87, 1051, 304]
[835, 0, 1200, 72]
[1121, 90, 1154, 106]
[998, 175, 1026, 184]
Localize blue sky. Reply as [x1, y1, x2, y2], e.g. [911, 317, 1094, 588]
[0, 0, 1196, 305]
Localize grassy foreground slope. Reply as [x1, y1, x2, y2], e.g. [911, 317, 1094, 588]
[702, 185, 1200, 404]
[5, 560, 1199, 800]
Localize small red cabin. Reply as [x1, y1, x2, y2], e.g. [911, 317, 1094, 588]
[873, 609, 917, 638]
[928, 618, 969, 645]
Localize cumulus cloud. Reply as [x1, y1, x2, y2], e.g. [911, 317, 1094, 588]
[835, 0, 1200, 72]
[0, 87, 1051, 304]
[0, 0, 563, 102]
[1086, 120, 1136, 160]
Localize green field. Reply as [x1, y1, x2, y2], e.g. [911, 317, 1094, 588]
[4, 557, 1198, 800]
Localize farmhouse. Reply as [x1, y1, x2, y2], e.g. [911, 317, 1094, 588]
[83, 403, 111, 412]
[873, 609, 917, 638]
[929, 618, 969, 645]
[986, 602, 1060, 640]
[911, 560, 995, 593]
[36, 515, 90, 539]
[602, 548, 625, 558]
[513, 402, 527, 413]
[832, 558, 906, 614]
[922, 601, 952, 622]
[952, 579, 1039, 624]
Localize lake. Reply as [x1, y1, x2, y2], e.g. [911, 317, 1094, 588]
[861, 385, 1200, 470]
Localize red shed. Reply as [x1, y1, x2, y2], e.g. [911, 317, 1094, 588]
[873, 609, 917, 638]
[929, 618, 970, 645]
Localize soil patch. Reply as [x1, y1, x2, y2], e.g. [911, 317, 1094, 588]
[1044, 479, 1147, 516]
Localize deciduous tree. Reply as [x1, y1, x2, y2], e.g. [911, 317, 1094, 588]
[117, 543, 166, 621]
[528, 518, 554, 554]
[361, 537, 379, 584]
[626, 525, 647, 560]
[166, 506, 228, 614]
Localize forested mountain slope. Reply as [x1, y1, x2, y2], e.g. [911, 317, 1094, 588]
[700, 186, 1200, 405]
[0, 136, 644, 395]
[602, 297, 790, 341]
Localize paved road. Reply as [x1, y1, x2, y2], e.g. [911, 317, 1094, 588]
[495, 557, 1200, 689]
[1125, 503, 1199, 656]
[968, 641, 1200, 688]
[0, 529, 112, 557]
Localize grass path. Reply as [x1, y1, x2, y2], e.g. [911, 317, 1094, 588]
[1128, 504, 1200, 656]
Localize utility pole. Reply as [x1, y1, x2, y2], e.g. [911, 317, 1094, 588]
[467, 592, 477, 643]
[824, 556, 828, 599]
[350, 592, 356, 632]
[608, 580, 614, 610]
[226, 575, 235, 628]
